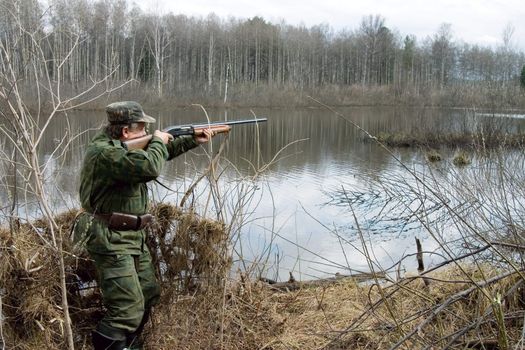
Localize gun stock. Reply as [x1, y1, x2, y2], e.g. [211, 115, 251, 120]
[124, 135, 153, 150]
[123, 117, 266, 150]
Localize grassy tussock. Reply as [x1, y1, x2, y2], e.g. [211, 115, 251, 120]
[426, 149, 443, 162]
[0, 209, 90, 349]
[453, 150, 471, 166]
[149, 203, 231, 294]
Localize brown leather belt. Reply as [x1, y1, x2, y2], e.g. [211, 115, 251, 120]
[93, 212, 153, 231]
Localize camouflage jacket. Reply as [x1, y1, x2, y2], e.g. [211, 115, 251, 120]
[77, 130, 198, 255]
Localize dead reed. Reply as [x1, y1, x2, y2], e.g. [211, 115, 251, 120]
[146, 262, 525, 349]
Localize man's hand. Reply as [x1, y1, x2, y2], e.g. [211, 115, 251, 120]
[153, 130, 174, 144]
[154, 128, 216, 145]
[194, 128, 216, 144]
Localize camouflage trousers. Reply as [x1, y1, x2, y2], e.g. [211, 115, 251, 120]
[89, 248, 160, 339]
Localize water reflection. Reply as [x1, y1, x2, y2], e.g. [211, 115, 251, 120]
[2, 106, 525, 281]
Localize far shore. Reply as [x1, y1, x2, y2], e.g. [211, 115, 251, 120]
[13, 82, 525, 112]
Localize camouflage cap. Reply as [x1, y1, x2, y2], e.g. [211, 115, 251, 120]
[106, 101, 156, 124]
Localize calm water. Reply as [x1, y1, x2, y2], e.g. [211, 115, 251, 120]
[3, 106, 525, 281]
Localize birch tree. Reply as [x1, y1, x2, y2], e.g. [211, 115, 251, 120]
[431, 23, 454, 90]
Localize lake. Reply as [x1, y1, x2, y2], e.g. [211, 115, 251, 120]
[3, 105, 525, 281]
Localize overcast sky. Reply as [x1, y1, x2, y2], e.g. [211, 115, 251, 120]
[136, 0, 525, 51]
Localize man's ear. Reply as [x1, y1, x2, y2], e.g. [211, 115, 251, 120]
[121, 126, 130, 140]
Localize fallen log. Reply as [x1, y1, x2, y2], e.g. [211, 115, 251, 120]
[260, 271, 387, 292]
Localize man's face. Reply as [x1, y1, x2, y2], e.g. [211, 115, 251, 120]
[121, 122, 147, 141]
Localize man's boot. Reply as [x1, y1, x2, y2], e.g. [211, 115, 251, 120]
[92, 330, 127, 350]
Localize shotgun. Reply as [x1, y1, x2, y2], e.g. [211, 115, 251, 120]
[123, 117, 267, 150]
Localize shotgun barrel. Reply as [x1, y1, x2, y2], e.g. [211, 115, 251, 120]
[123, 117, 267, 150]
[163, 117, 267, 137]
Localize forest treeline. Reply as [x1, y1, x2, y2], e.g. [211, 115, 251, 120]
[2, 0, 525, 108]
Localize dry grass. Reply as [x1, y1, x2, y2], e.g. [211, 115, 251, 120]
[0, 204, 231, 349]
[148, 203, 231, 294]
[0, 209, 101, 349]
[1, 207, 525, 349]
[146, 275, 369, 349]
[145, 264, 525, 349]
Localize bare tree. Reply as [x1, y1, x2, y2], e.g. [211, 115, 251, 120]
[357, 15, 386, 86]
[3, 1, 525, 109]
[431, 23, 454, 90]
[0, 1, 131, 348]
